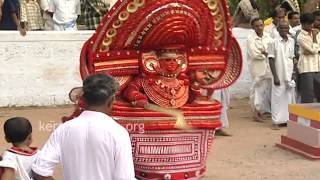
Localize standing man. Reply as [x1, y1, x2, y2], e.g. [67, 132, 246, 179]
[81, 0, 117, 30]
[268, 20, 296, 130]
[288, 11, 301, 36]
[49, 0, 81, 30]
[32, 74, 136, 180]
[265, 7, 286, 39]
[297, 13, 320, 103]
[247, 17, 273, 122]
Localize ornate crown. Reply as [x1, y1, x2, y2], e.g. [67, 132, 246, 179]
[80, 0, 242, 91]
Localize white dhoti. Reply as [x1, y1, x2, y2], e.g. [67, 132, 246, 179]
[249, 77, 272, 113]
[267, 36, 296, 124]
[271, 83, 295, 124]
[213, 88, 230, 128]
[53, 20, 78, 31]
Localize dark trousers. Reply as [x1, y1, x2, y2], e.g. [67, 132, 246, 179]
[299, 72, 320, 103]
[314, 80, 320, 102]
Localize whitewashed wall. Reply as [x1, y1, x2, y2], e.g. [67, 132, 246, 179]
[0, 31, 92, 107]
[229, 28, 254, 99]
[0, 29, 252, 107]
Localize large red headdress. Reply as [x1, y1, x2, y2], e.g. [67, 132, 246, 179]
[80, 0, 242, 92]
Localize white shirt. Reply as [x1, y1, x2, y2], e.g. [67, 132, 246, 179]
[40, 0, 50, 11]
[289, 25, 301, 37]
[247, 32, 273, 81]
[297, 30, 320, 73]
[264, 23, 279, 39]
[268, 35, 295, 82]
[32, 111, 135, 180]
[0, 148, 40, 180]
[49, 0, 80, 24]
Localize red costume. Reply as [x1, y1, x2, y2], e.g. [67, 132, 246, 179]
[67, 0, 243, 179]
[123, 49, 189, 108]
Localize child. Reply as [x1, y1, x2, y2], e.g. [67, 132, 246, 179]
[0, 117, 39, 180]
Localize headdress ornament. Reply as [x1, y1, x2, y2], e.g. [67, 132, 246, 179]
[80, 0, 242, 90]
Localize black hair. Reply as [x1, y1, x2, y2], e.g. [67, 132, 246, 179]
[313, 11, 320, 17]
[270, 9, 278, 18]
[288, 11, 300, 19]
[270, 7, 285, 18]
[300, 13, 315, 24]
[82, 73, 119, 106]
[4, 117, 32, 144]
[250, 17, 263, 26]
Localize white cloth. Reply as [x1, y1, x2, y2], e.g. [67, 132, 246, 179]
[271, 84, 295, 124]
[289, 25, 301, 37]
[32, 111, 136, 180]
[268, 36, 295, 82]
[264, 23, 279, 39]
[108, 0, 117, 7]
[40, 0, 54, 30]
[53, 20, 77, 30]
[249, 78, 272, 113]
[268, 36, 296, 124]
[247, 32, 273, 81]
[0, 149, 40, 180]
[212, 88, 230, 128]
[49, 0, 80, 26]
[247, 32, 273, 113]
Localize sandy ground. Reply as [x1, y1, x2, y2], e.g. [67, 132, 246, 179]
[1, 99, 320, 180]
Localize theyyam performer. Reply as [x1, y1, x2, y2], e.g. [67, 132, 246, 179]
[64, 0, 242, 179]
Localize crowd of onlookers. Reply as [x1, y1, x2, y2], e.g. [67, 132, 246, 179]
[0, 0, 116, 35]
[246, 6, 320, 129]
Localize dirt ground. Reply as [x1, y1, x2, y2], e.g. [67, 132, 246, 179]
[1, 99, 320, 180]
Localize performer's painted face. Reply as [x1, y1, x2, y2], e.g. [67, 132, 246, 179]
[159, 58, 179, 72]
[194, 69, 215, 85]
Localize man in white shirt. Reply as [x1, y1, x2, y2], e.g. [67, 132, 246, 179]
[32, 74, 136, 180]
[264, 7, 286, 39]
[288, 11, 301, 37]
[268, 20, 296, 129]
[297, 13, 320, 103]
[49, 0, 81, 30]
[247, 17, 273, 122]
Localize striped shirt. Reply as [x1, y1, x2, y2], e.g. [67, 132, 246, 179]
[297, 30, 320, 74]
[20, 0, 43, 30]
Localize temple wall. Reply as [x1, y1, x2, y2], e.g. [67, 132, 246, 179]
[0, 29, 252, 107]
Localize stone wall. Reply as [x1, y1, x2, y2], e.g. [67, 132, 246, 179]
[0, 29, 251, 107]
